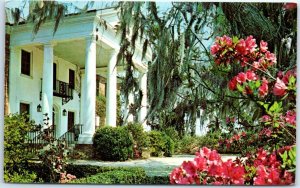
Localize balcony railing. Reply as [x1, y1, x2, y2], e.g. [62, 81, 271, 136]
[53, 80, 73, 105]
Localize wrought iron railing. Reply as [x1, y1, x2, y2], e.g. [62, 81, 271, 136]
[27, 124, 82, 156]
[26, 124, 56, 155]
[57, 124, 83, 148]
[40, 79, 74, 105]
[53, 80, 73, 105]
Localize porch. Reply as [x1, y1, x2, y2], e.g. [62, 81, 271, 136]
[8, 9, 150, 145]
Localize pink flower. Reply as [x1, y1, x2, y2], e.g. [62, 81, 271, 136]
[260, 40, 268, 52]
[273, 78, 287, 96]
[261, 115, 271, 122]
[236, 72, 247, 83]
[228, 77, 237, 90]
[210, 44, 220, 55]
[236, 39, 247, 55]
[282, 69, 296, 85]
[252, 61, 260, 70]
[246, 70, 257, 81]
[283, 3, 297, 10]
[170, 167, 184, 184]
[258, 77, 268, 97]
[265, 51, 277, 64]
[221, 35, 233, 46]
[194, 155, 207, 171]
[245, 35, 257, 53]
[182, 161, 197, 177]
[285, 110, 296, 126]
[277, 71, 284, 79]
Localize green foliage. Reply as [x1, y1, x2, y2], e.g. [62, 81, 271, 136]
[176, 132, 221, 154]
[145, 176, 170, 184]
[147, 130, 174, 157]
[35, 114, 74, 183]
[4, 170, 41, 183]
[95, 95, 106, 127]
[176, 136, 198, 154]
[163, 127, 180, 152]
[280, 146, 296, 172]
[93, 126, 134, 161]
[197, 131, 221, 150]
[4, 114, 34, 175]
[164, 135, 175, 157]
[126, 122, 149, 148]
[69, 167, 147, 184]
[126, 122, 150, 158]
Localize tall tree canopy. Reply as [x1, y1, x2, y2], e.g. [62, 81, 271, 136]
[116, 2, 296, 135]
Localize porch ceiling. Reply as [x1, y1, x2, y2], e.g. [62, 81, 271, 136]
[53, 39, 113, 68]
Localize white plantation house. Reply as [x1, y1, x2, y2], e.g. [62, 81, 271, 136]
[5, 7, 150, 144]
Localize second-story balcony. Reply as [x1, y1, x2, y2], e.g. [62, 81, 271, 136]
[53, 80, 73, 104]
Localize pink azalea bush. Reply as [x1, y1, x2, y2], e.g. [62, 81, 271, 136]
[170, 147, 294, 185]
[170, 35, 296, 185]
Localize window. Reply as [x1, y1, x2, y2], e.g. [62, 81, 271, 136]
[69, 69, 75, 89]
[21, 50, 31, 76]
[20, 102, 30, 121]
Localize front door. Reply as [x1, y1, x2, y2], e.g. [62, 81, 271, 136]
[68, 111, 75, 132]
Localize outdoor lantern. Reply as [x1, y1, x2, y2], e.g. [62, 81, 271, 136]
[37, 104, 42, 112]
[63, 109, 67, 116]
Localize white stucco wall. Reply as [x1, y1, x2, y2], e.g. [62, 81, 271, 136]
[9, 46, 80, 138]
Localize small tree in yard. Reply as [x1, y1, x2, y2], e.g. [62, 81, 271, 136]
[37, 113, 76, 183]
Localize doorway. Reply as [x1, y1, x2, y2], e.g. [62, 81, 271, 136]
[68, 111, 75, 132]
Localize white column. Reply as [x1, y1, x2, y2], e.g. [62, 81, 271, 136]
[78, 36, 97, 144]
[138, 72, 150, 131]
[42, 43, 54, 128]
[8, 47, 20, 114]
[105, 50, 118, 127]
[80, 73, 85, 125]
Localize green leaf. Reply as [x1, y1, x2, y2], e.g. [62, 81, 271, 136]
[236, 84, 244, 92]
[280, 150, 288, 161]
[232, 36, 239, 44]
[255, 80, 261, 88]
[221, 49, 228, 56]
[269, 101, 279, 112]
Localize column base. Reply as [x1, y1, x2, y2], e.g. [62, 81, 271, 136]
[143, 123, 151, 132]
[78, 133, 93, 144]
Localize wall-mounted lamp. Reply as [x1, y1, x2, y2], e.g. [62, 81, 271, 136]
[37, 104, 42, 112]
[63, 109, 67, 116]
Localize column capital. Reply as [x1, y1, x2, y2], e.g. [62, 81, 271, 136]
[85, 34, 97, 44]
[44, 41, 56, 48]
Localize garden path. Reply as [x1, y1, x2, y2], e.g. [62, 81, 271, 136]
[70, 155, 238, 177]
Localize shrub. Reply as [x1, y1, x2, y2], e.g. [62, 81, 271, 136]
[69, 167, 147, 184]
[164, 135, 175, 157]
[126, 122, 150, 158]
[163, 127, 180, 152]
[4, 170, 41, 183]
[145, 176, 170, 184]
[197, 131, 221, 150]
[147, 130, 174, 157]
[4, 114, 35, 176]
[93, 126, 134, 161]
[147, 130, 166, 157]
[176, 136, 198, 154]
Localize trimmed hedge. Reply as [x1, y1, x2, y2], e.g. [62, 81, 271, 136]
[69, 167, 147, 184]
[27, 162, 170, 184]
[93, 126, 134, 161]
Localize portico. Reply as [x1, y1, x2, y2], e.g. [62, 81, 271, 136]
[7, 8, 151, 144]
